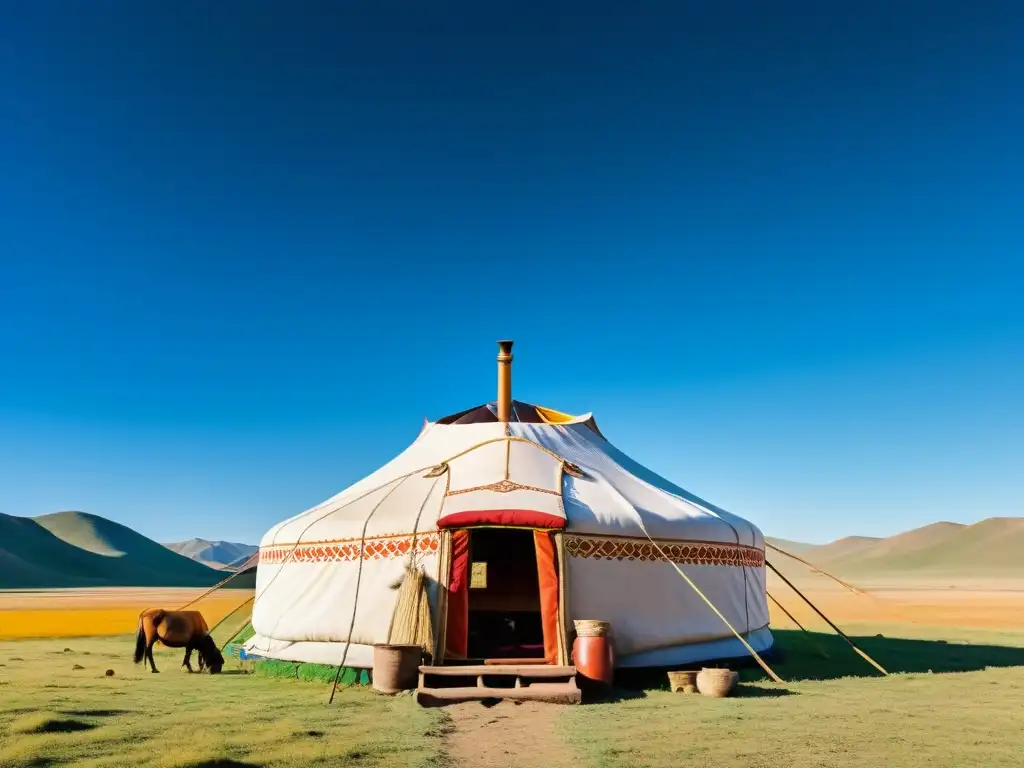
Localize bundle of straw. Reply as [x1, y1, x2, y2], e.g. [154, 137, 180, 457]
[387, 562, 434, 656]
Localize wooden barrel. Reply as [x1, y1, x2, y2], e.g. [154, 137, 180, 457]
[371, 644, 422, 694]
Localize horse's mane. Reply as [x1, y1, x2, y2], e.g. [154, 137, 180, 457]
[196, 635, 225, 673]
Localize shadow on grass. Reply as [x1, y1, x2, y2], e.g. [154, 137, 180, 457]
[58, 709, 128, 717]
[611, 630, 1024, 690]
[745, 630, 1024, 683]
[21, 718, 97, 734]
[732, 684, 798, 698]
[181, 761, 265, 768]
[596, 687, 648, 703]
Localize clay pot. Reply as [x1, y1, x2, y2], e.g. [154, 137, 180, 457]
[371, 644, 422, 694]
[572, 634, 614, 687]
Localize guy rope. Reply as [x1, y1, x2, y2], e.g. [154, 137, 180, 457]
[766, 590, 829, 659]
[606, 479, 784, 683]
[766, 560, 888, 676]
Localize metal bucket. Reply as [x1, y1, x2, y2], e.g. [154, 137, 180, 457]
[372, 644, 422, 694]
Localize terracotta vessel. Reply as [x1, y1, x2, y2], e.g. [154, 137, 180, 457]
[572, 634, 614, 687]
[372, 644, 422, 694]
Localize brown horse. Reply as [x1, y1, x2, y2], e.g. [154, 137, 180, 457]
[133, 608, 224, 674]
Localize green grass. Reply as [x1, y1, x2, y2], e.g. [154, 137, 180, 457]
[4, 625, 1024, 767]
[0, 636, 448, 768]
[565, 626, 1024, 767]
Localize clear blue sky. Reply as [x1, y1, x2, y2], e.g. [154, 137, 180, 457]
[1, 1, 1021, 545]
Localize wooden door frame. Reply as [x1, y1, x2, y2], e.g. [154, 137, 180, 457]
[432, 527, 569, 665]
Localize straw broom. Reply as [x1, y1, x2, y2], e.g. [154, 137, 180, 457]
[387, 561, 434, 656]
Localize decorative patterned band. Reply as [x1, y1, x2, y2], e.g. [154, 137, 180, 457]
[259, 532, 441, 564]
[564, 535, 765, 568]
[257, 531, 763, 568]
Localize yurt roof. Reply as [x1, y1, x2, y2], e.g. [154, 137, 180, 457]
[435, 400, 605, 438]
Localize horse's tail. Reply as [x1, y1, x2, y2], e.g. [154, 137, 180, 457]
[133, 617, 146, 664]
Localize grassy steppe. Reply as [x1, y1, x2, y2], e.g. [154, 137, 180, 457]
[3, 626, 1024, 767]
[564, 625, 1024, 768]
[0, 636, 447, 768]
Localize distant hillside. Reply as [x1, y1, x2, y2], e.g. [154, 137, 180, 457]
[0, 511, 235, 589]
[164, 539, 257, 570]
[804, 535, 883, 564]
[764, 537, 818, 555]
[769, 518, 1024, 577]
[226, 552, 259, 570]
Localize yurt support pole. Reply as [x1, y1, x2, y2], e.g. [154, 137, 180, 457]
[176, 553, 257, 611]
[766, 560, 888, 676]
[610, 486, 784, 683]
[213, 595, 256, 652]
[765, 543, 865, 594]
[766, 591, 829, 659]
[329, 475, 413, 704]
[767, 543, 918, 625]
[654, 544, 784, 683]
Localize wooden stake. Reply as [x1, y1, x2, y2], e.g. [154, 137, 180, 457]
[766, 560, 888, 676]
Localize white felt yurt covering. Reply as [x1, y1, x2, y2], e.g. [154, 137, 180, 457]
[246, 376, 773, 671]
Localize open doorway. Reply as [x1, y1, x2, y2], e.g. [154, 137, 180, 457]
[466, 528, 544, 660]
[444, 526, 562, 664]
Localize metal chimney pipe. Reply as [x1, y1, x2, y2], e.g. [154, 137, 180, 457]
[496, 340, 514, 423]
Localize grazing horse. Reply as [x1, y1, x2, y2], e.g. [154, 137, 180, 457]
[133, 608, 224, 674]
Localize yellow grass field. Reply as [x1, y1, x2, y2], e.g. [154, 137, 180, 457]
[765, 573, 1024, 631]
[3, 569, 1024, 641]
[0, 589, 254, 640]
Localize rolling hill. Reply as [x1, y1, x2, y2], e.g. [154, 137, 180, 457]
[0, 511, 233, 589]
[764, 537, 818, 555]
[164, 539, 257, 570]
[768, 517, 1024, 577]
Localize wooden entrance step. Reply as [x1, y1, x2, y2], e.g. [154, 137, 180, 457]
[416, 664, 582, 706]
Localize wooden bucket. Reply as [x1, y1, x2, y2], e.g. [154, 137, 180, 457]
[696, 668, 738, 698]
[371, 644, 422, 694]
[667, 670, 699, 693]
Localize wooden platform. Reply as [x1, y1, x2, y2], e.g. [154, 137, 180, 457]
[416, 664, 582, 706]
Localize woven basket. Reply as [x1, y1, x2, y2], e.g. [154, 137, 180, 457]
[371, 644, 422, 695]
[696, 668, 738, 698]
[573, 620, 610, 638]
[667, 670, 698, 693]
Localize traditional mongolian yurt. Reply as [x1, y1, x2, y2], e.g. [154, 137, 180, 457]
[245, 342, 772, 679]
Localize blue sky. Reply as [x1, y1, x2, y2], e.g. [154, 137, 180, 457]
[1, 1, 1021, 545]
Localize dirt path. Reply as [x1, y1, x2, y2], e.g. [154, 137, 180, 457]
[444, 700, 579, 768]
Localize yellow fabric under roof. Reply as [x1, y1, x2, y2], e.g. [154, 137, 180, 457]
[534, 405, 579, 424]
